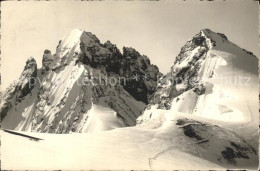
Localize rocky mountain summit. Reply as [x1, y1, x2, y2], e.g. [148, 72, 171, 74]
[78, 31, 161, 103]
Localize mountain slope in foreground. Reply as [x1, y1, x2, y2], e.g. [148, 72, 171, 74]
[1, 29, 258, 170]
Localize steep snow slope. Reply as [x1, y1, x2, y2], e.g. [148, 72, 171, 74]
[1, 29, 147, 133]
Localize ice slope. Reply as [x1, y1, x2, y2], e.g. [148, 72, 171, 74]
[1, 29, 146, 133]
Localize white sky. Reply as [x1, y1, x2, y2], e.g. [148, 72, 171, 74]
[1, 0, 259, 90]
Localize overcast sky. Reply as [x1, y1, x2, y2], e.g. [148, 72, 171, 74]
[1, 0, 259, 90]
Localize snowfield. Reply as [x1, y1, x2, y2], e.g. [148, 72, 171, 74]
[1, 128, 221, 170]
[1, 111, 258, 170]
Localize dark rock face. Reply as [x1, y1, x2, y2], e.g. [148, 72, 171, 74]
[90, 70, 146, 126]
[174, 31, 210, 65]
[150, 30, 210, 109]
[0, 88, 14, 120]
[0, 57, 37, 120]
[119, 47, 161, 103]
[78, 31, 161, 103]
[79, 32, 110, 66]
[42, 49, 53, 74]
[16, 57, 37, 100]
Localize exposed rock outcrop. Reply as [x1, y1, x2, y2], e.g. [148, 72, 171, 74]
[79, 31, 161, 103]
[42, 49, 54, 74]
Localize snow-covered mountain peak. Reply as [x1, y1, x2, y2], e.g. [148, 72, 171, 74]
[200, 29, 229, 46]
[55, 29, 83, 58]
[60, 29, 83, 48]
[201, 28, 227, 39]
[1, 28, 161, 133]
[140, 29, 258, 125]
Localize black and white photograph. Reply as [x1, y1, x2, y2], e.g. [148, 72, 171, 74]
[0, 0, 259, 170]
